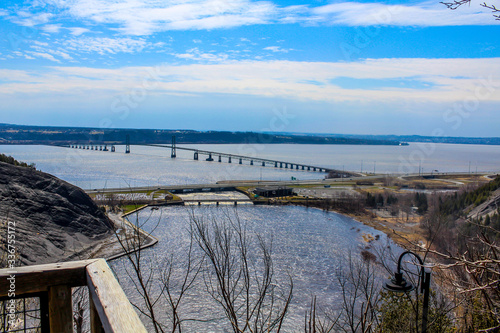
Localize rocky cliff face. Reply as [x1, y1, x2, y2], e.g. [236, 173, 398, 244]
[0, 161, 114, 265]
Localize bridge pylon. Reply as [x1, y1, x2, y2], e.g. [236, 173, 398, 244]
[125, 134, 131, 154]
[171, 136, 176, 158]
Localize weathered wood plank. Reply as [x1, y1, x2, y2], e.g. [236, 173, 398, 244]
[90, 295, 106, 333]
[0, 259, 98, 297]
[49, 285, 73, 333]
[86, 259, 147, 333]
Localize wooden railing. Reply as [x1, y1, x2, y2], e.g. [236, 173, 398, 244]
[0, 259, 147, 332]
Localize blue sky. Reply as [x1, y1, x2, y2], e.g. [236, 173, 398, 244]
[0, 0, 499, 136]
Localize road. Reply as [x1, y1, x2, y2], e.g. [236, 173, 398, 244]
[84, 172, 489, 194]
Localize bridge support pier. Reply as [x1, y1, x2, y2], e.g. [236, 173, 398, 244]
[250, 160, 253, 165]
[285, 164, 288, 169]
[296, 165, 299, 170]
[239, 158, 242, 164]
[171, 136, 177, 158]
[125, 134, 130, 154]
[194, 152, 199, 160]
[302, 166, 305, 170]
[280, 163, 283, 168]
[228, 157, 231, 163]
[262, 162, 265, 167]
[111, 146, 115, 152]
[206, 153, 214, 161]
[218, 155, 222, 162]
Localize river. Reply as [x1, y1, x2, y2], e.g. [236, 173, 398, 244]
[2, 143, 497, 330]
[2, 143, 499, 190]
[111, 204, 395, 332]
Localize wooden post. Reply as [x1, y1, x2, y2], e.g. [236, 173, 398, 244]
[86, 259, 147, 333]
[48, 285, 73, 333]
[90, 297, 105, 333]
[40, 292, 50, 332]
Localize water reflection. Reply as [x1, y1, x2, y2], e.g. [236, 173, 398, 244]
[111, 205, 399, 331]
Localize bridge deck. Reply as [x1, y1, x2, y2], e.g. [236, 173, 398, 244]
[144, 144, 339, 174]
[183, 199, 251, 202]
[63, 143, 360, 176]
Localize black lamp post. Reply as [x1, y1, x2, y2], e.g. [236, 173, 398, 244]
[383, 251, 431, 333]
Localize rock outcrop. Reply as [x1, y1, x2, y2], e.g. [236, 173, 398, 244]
[468, 188, 500, 220]
[0, 161, 114, 265]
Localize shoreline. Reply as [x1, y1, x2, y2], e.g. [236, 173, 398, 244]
[88, 212, 159, 262]
[285, 200, 424, 249]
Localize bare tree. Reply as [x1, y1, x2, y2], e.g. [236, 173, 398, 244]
[159, 222, 204, 332]
[441, 0, 500, 20]
[114, 205, 165, 332]
[304, 296, 339, 333]
[190, 211, 293, 332]
[423, 226, 500, 332]
[334, 254, 381, 333]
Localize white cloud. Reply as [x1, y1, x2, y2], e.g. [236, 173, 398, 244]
[67, 27, 91, 36]
[4, 0, 498, 38]
[1, 58, 499, 104]
[12, 51, 36, 60]
[41, 24, 62, 33]
[64, 37, 148, 55]
[0, 9, 9, 16]
[28, 43, 73, 61]
[174, 47, 229, 62]
[263, 46, 292, 53]
[12, 11, 53, 27]
[27, 52, 60, 62]
[308, 1, 498, 26]
[39, 0, 279, 35]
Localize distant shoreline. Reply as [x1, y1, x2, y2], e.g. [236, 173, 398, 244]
[0, 123, 403, 146]
[1, 123, 500, 146]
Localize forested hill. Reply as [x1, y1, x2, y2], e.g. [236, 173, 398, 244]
[0, 123, 401, 145]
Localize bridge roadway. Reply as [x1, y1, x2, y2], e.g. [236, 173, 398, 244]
[64, 143, 359, 176]
[141, 144, 346, 174]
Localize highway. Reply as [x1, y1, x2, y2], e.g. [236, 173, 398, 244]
[83, 172, 488, 195]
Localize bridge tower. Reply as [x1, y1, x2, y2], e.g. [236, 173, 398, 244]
[125, 134, 131, 154]
[171, 136, 177, 158]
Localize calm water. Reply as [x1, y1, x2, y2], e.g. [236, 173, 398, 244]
[1, 143, 499, 189]
[2, 143, 497, 329]
[111, 205, 396, 332]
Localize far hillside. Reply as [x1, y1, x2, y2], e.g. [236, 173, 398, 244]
[0, 123, 403, 145]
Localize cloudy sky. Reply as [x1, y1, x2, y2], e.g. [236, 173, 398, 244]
[0, 0, 499, 136]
